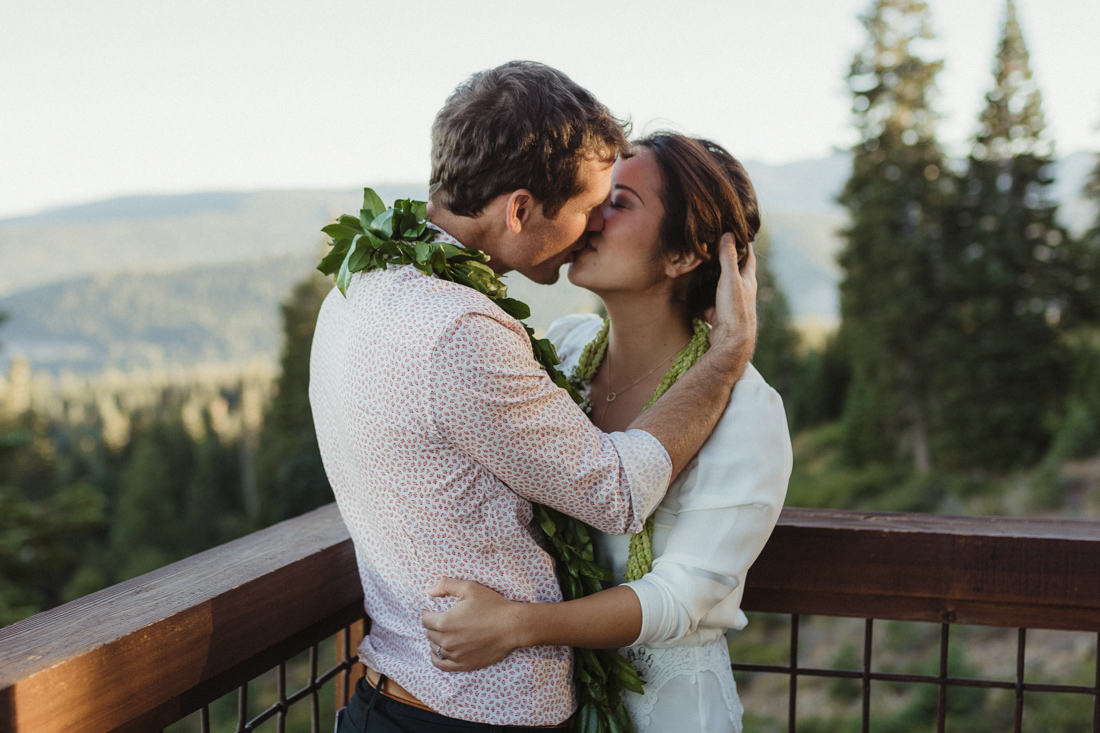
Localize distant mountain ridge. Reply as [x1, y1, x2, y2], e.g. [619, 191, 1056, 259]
[0, 153, 1094, 376]
[0, 256, 313, 374]
[0, 185, 429, 298]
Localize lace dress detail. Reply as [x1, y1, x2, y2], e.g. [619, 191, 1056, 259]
[622, 639, 744, 732]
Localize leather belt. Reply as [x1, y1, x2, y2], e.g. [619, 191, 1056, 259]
[363, 667, 572, 729]
[365, 667, 436, 713]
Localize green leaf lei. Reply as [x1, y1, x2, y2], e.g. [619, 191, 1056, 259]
[319, 189, 643, 733]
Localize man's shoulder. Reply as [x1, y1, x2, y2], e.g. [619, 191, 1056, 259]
[346, 266, 524, 337]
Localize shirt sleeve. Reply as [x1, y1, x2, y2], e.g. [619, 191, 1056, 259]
[625, 373, 792, 644]
[429, 311, 672, 535]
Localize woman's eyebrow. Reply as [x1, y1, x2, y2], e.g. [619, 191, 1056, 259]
[614, 184, 646, 206]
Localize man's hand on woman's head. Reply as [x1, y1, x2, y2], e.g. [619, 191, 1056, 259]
[705, 234, 757, 365]
[421, 577, 524, 672]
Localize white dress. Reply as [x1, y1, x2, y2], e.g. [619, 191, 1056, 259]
[547, 314, 793, 733]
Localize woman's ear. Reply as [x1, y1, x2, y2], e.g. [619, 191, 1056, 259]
[664, 250, 704, 280]
[504, 190, 535, 235]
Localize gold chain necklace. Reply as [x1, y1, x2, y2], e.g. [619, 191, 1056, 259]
[603, 338, 687, 403]
[571, 317, 711, 582]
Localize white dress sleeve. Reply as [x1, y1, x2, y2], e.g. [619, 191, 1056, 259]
[625, 365, 792, 645]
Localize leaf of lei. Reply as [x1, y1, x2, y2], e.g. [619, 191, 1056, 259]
[319, 189, 643, 733]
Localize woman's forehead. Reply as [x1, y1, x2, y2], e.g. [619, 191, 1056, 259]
[612, 148, 662, 199]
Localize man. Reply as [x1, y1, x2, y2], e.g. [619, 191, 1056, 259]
[310, 60, 757, 732]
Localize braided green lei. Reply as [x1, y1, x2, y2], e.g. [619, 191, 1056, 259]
[319, 189, 642, 733]
[569, 317, 711, 581]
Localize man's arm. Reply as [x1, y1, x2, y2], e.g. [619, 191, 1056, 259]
[628, 234, 757, 480]
[427, 235, 754, 533]
[430, 311, 671, 536]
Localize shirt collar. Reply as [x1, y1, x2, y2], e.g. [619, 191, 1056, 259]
[426, 222, 466, 249]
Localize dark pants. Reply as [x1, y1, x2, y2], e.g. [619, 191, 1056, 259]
[336, 675, 566, 733]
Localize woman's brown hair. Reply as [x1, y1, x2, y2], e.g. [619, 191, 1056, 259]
[637, 133, 760, 316]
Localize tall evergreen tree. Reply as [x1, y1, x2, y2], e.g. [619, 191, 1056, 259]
[1043, 128, 1100, 464]
[752, 233, 801, 421]
[110, 414, 195, 580]
[256, 270, 333, 525]
[837, 0, 948, 470]
[933, 0, 1077, 469]
[0, 317, 105, 625]
[1084, 145, 1100, 253]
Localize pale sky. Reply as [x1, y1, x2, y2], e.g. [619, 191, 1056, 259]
[1, 0, 1097, 219]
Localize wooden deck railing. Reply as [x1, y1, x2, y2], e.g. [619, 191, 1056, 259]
[742, 509, 1100, 631]
[1, 504, 1099, 733]
[0, 504, 365, 733]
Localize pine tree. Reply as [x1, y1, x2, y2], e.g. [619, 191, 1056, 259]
[752, 233, 801, 422]
[1084, 144, 1100, 259]
[837, 0, 948, 470]
[933, 0, 1078, 469]
[792, 332, 852, 431]
[0, 317, 105, 624]
[256, 270, 333, 525]
[185, 431, 246, 554]
[110, 414, 195, 580]
[1042, 128, 1100, 464]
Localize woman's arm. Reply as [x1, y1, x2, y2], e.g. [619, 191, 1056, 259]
[628, 375, 791, 644]
[421, 579, 642, 672]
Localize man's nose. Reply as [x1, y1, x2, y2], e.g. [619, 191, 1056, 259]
[585, 203, 605, 232]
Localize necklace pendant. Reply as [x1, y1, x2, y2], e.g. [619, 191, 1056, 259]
[606, 392, 617, 402]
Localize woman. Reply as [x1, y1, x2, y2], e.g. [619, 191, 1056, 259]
[422, 133, 792, 732]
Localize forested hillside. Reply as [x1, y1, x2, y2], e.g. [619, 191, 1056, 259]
[0, 255, 312, 374]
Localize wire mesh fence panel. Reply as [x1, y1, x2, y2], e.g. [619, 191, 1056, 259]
[167, 623, 364, 733]
[730, 613, 1100, 733]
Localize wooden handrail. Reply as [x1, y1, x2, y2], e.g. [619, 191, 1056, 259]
[743, 508, 1100, 631]
[0, 504, 363, 733]
[2, 505, 1099, 733]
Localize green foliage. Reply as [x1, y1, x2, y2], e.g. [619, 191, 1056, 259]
[535, 505, 643, 733]
[827, 644, 862, 703]
[931, 0, 1085, 471]
[838, 0, 949, 471]
[1023, 689, 1095, 731]
[1085, 147, 1100, 254]
[111, 416, 195, 577]
[256, 270, 333, 525]
[1033, 331, 1100, 503]
[786, 422, 1016, 513]
[752, 237, 802, 423]
[0, 258, 350, 627]
[110, 411, 246, 580]
[880, 645, 990, 733]
[791, 333, 850, 430]
[0, 482, 105, 625]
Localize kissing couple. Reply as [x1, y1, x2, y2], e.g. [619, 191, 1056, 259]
[309, 60, 792, 733]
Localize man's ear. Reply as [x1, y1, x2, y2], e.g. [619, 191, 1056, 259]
[665, 250, 704, 280]
[504, 190, 536, 235]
